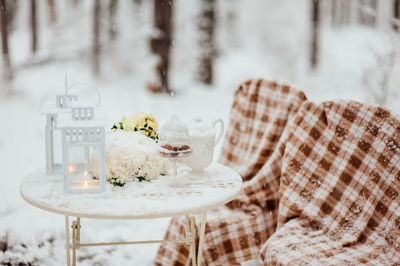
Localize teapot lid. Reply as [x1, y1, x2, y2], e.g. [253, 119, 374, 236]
[159, 115, 190, 142]
[187, 117, 215, 137]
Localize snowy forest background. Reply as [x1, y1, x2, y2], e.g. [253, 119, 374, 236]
[1, 0, 400, 265]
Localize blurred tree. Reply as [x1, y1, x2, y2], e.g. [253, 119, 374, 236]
[340, 0, 351, 25]
[331, 0, 352, 27]
[311, 0, 320, 69]
[30, 0, 38, 53]
[198, 0, 216, 85]
[149, 0, 173, 94]
[109, 0, 118, 40]
[1, 0, 12, 80]
[92, 0, 101, 75]
[394, 0, 400, 31]
[359, 0, 377, 26]
[331, 0, 338, 26]
[5, 0, 17, 33]
[46, 0, 56, 24]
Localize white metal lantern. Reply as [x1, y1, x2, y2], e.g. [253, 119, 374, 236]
[45, 93, 78, 176]
[62, 106, 106, 194]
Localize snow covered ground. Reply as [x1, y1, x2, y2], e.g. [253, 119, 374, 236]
[1, 0, 399, 265]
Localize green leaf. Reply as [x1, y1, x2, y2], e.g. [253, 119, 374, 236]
[119, 122, 124, 130]
[111, 124, 118, 130]
[110, 180, 125, 187]
[134, 127, 138, 131]
[137, 176, 146, 182]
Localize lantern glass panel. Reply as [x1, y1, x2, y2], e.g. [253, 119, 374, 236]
[46, 114, 63, 175]
[65, 145, 102, 193]
[51, 129, 63, 170]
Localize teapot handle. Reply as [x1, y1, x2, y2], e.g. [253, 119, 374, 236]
[212, 119, 225, 145]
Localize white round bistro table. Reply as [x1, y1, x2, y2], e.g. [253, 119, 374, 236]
[20, 162, 242, 266]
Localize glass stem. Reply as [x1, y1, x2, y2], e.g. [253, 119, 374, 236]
[173, 160, 177, 177]
[172, 159, 178, 187]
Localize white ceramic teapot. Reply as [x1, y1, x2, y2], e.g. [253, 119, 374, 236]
[183, 117, 224, 172]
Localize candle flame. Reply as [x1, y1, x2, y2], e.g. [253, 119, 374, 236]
[84, 170, 88, 176]
[84, 180, 88, 186]
[68, 165, 76, 174]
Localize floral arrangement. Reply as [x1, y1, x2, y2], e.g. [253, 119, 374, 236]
[111, 112, 158, 140]
[106, 113, 169, 187]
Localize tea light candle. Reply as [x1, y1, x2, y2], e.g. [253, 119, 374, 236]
[69, 179, 99, 190]
[68, 164, 77, 174]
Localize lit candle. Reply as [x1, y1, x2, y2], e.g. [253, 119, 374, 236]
[68, 164, 77, 174]
[69, 179, 99, 190]
[79, 180, 97, 189]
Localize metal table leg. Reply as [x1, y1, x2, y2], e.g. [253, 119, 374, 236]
[189, 216, 197, 266]
[71, 217, 80, 266]
[197, 210, 207, 266]
[65, 215, 71, 266]
[65, 215, 203, 266]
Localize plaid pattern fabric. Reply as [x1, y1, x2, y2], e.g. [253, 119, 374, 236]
[154, 79, 307, 265]
[260, 100, 400, 265]
[220, 79, 307, 182]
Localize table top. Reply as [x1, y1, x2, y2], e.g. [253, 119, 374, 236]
[20, 163, 242, 219]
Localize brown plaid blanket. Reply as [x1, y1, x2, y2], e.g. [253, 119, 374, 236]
[154, 79, 307, 265]
[260, 100, 400, 265]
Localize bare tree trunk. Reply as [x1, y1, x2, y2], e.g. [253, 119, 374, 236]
[311, 0, 320, 69]
[371, 0, 377, 26]
[394, 0, 400, 31]
[30, 0, 38, 53]
[92, 0, 101, 75]
[331, 0, 338, 26]
[149, 0, 173, 93]
[5, 0, 18, 33]
[108, 0, 118, 40]
[332, 0, 351, 26]
[359, 0, 377, 26]
[198, 0, 216, 85]
[46, 0, 56, 24]
[341, 0, 351, 25]
[1, 0, 12, 80]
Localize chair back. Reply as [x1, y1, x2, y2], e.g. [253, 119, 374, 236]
[219, 79, 307, 182]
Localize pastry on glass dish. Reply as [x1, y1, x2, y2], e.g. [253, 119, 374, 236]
[158, 115, 192, 158]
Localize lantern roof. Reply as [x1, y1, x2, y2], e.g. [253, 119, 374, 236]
[56, 110, 107, 128]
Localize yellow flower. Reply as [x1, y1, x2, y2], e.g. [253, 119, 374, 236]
[135, 112, 147, 127]
[118, 113, 158, 139]
[147, 115, 158, 129]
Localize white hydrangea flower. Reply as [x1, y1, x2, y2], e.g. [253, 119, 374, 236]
[104, 131, 170, 185]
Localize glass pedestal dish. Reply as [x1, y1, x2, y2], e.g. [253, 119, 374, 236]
[158, 145, 192, 187]
[158, 115, 193, 187]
